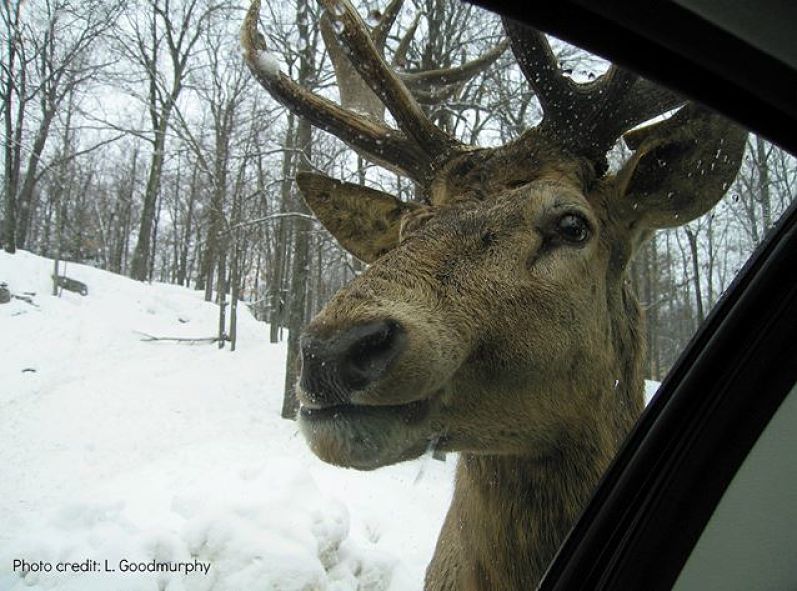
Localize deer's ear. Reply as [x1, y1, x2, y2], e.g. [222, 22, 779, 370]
[616, 104, 746, 231]
[296, 172, 422, 263]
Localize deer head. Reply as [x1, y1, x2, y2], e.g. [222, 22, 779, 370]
[242, 0, 745, 470]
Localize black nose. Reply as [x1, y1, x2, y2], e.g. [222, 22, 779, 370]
[299, 320, 406, 406]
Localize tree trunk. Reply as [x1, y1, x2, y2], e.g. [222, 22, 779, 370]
[685, 227, 705, 325]
[217, 250, 227, 349]
[2, 93, 18, 252]
[131, 114, 170, 280]
[177, 162, 199, 286]
[148, 185, 164, 281]
[2, 6, 24, 253]
[282, 116, 313, 418]
[109, 148, 138, 274]
[230, 239, 241, 352]
[281, 0, 316, 418]
[202, 181, 222, 302]
[647, 234, 660, 377]
[270, 114, 295, 343]
[15, 108, 57, 248]
[755, 136, 772, 234]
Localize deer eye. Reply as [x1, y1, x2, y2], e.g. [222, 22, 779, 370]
[557, 213, 590, 243]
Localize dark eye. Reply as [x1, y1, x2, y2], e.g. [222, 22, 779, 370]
[557, 214, 590, 243]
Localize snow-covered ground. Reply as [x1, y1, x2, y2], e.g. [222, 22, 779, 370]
[0, 251, 456, 591]
[0, 251, 662, 591]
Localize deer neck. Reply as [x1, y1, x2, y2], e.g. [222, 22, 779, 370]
[438, 334, 645, 591]
[451, 430, 618, 590]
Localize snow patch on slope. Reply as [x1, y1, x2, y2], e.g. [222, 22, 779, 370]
[0, 251, 455, 591]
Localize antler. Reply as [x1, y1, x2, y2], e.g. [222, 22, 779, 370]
[503, 18, 684, 170]
[399, 38, 509, 91]
[321, 3, 508, 118]
[317, 0, 464, 155]
[242, 0, 437, 180]
[243, 0, 513, 185]
[243, 0, 740, 208]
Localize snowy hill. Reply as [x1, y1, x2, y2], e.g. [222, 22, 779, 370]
[0, 251, 456, 591]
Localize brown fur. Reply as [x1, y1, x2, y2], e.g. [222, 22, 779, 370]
[293, 107, 745, 589]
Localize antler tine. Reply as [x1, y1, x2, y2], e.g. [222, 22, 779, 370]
[503, 17, 686, 168]
[400, 39, 510, 89]
[372, 0, 403, 49]
[392, 10, 421, 68]
[318, 0, 463, 160]
[502, 19, 571, 119]
[242, 0, 430, 180]
[572, 68, 686, 158]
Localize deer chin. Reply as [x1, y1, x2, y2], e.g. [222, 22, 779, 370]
[297, 396, 435, 470]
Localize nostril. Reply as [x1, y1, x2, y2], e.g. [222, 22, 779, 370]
[341, 320, 405, 390]
[299, 335, 343, 408]
[299, 320, 406, 405]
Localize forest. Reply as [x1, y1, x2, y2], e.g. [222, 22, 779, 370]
[2, 0, 795, 413]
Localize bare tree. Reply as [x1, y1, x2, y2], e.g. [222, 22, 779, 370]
[119, 0, 222, 280]
[279, 0, 320, 417]
[1, 0, 28, 252]
[1, 0, 119, 252]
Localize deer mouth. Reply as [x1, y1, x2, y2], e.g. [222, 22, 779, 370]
[299, 398, 430, 422]
[297, 397, 434, 470]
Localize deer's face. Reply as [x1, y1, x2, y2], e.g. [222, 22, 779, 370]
[296, 178, 625, 469]
[293, 106, 745, 470]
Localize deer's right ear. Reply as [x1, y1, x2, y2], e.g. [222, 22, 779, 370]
[296, 172, 422, 263]
[614, 104, 746, 233]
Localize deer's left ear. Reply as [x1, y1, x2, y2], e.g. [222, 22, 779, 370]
[296, 172, 423, 263]
[615, 104, 747, 231]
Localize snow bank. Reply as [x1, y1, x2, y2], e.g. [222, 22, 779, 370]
[0, 251, 454, 591]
